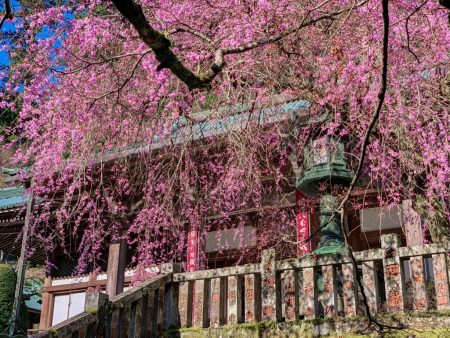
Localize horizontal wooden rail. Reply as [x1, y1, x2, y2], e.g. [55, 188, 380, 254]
[173, 263, 260, 281]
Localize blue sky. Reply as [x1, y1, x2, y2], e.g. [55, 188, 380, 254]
[1, 1, 72, 88]
[0, 0, 21, 70]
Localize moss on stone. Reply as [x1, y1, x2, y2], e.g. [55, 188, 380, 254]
[163, 310, 450, 337]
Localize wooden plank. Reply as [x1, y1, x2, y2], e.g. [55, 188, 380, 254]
[163, 282, 180, 330]
[178, 281, 192, 328]
[173, 263, 260, 281]
[410, 256, 428, 311]
[381, 234, 405, 313]
[106, 238, 127, 298]
[244, 274, 260, 323]
[145, 289, 156, 338]
[261, 249, 277, 321]
[122, 304, 132, 338]
[192, 279, 209, 328]
[399, 243, 450, 258]
[133, 298, 143, 338]
[86, 322, 96, 338]
[342, 263, 357, 317]
[209, 277, 225, 327]
[39, 277, 53, 330]
[41, 276, 134, 294]
[276, 249, 384, 271]
[433, 253, 450, 310]
[297, 269, 304, 317]
[321, 265, 337, 317]
[139, 294, 148, 338]
[110, 274, 170, 307]
[303, 267, 316, 319]
[283, 270, 298, 321]
[78, 326, 86, 338]
[108, 308, 121, 338]
[10, 187, 34, 335]
[156, 286, 165, 335]
[362, 261, 379, 314]
[227, 275, 242, 324]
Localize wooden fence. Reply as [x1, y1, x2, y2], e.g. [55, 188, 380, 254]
[32, 234, 450, 337]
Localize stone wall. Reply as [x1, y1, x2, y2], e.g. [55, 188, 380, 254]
[163, 310, 450, 337]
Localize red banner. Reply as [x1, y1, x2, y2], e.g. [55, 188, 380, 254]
[297, 212, 310, 256]
[187, 229, 198, 272]
[296, 191, 311, 257]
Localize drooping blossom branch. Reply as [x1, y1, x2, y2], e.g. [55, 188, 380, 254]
[111, 0, 368, 89]
[1, 0, 448, 278]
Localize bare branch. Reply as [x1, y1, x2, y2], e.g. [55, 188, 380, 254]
[47, 49, 151, 75]
[167, 27, 213, 44]
[337, 0, 390, 212]
[0, 0, 13, 31]
[405, 0, 429, 63]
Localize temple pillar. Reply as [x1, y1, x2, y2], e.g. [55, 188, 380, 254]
[39, 277, 53, 329]
[402, 199, 424, 246]
[106, 237, 127, 297]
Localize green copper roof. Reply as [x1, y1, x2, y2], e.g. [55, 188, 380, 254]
[0, 186, 27, 210]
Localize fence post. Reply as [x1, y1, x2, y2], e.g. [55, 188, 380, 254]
[178, 281, 193, 328]
[342, 263, 357, 317]
[161, 263, 180, 330]
[303, 267, 316, 319]
[321, 265, 337, 317]
[432, 253, 450, 310]
[244, 274, 260, 323]
[192, 279, 209, 327]
[84, 291, 108, 337]
[362, 261, 379, 314]
[381, 234, 405, 312]
[227, 275, 242, 324]
[410, 256, 428, 311]
[261, 249, 277, 321]
[39, 277, 53, 330]
[283, 270, 298, 321]
[209, 277, 226, 327]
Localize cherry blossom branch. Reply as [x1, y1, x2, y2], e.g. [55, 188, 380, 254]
[337, 0, 390, 213]
[48, 49, 151, 75]
[300, 0, 390, 247]
[110, 0, 211, 89]
[110, 0, 367, 90]
[167, 27, 213, 44]
[0, 0, 13, 30]
[405, 0, 429, 63]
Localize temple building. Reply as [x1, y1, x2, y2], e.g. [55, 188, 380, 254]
[0, 100, 432, 329]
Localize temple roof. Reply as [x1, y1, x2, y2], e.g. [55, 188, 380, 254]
[0, 186, 27, 210]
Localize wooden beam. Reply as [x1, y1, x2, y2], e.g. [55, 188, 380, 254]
[106, 238, 127, 297]
[10, 182, 34, 336]
[39, 277, 53, 330]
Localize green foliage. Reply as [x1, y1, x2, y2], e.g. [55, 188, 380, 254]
[0, 264, 16, 333]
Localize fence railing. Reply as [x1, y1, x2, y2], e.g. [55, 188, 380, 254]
[32, 234, 450, 337]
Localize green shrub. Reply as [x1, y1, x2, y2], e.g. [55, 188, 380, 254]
[0, 264, 16, 333]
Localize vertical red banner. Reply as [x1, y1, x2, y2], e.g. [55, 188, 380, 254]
[296, 191, 311, 257]
[297, 213, 310, 256]
[187, 229, 198, 272]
